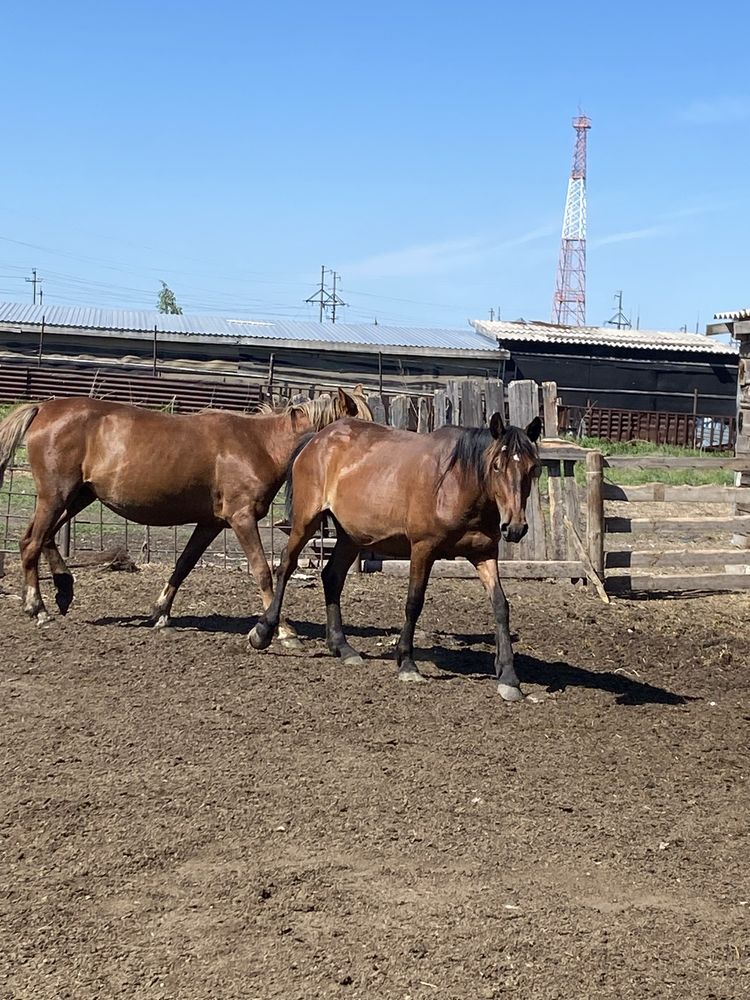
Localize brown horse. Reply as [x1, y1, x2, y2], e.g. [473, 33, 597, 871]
[0, 388, 372, 634]
[249, 411, 542, 700]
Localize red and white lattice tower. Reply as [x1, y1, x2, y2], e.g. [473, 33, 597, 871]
[552, 114, 591, 326]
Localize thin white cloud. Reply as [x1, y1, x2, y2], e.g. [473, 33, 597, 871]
[679, 97, 750, 125]
[344, 225, 555, 279]
[591, 224, 672, 249]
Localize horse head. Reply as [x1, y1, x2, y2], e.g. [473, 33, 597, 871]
[487, 412, 542, 543]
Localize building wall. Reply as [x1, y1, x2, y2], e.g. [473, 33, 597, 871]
[505, 342, 737, 416]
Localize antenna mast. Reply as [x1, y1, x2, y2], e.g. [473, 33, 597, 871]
[552, 114, 591, 326]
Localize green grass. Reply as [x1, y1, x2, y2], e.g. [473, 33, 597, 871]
[571, 436, 734, 486]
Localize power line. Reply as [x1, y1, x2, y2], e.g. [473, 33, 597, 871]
[305, 265, 347, 323]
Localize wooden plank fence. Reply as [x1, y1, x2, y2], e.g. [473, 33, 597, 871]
[600, 454, 750, 594]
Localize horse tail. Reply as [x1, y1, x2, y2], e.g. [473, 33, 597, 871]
[0, 402, 41, 490]
[284, 432, 316, 521]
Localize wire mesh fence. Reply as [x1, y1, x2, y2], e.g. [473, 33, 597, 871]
[0, 460, 291, 570]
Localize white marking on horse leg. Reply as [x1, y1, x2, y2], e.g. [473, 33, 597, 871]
[153, 613, 171, 629]
[153, 584, 171, 612]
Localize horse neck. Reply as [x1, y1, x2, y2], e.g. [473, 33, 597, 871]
[243, 411, 313, 473]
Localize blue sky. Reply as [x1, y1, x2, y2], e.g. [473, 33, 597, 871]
[1, 0, 749, 330]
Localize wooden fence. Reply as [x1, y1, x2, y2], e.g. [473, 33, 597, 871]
[0, 358, 264, 413]
[599, 455, 750, 594]
[4, 371, 749, 597]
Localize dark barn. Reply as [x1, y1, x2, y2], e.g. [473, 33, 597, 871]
[471, 318, 738, 418]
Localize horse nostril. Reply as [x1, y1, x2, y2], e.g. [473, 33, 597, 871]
[500, 522, 509, 535]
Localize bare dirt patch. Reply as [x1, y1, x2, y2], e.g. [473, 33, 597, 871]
[1, 563, 749, 999]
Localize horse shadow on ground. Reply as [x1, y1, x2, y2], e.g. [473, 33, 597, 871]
[90, 615, 690, 706]
[90, 614, 388, 640]
[425, 643, 691, 706]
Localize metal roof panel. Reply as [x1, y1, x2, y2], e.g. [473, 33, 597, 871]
[0, 302, 503, 354]
[470, 319, 738, 356]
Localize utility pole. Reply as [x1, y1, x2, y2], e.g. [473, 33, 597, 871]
[489, 308, 495, 321]
[25, 268, 43, 305]
[330, 271, 346, 323]
[605, 290, 631, 330]
[305, 265, 346, 323]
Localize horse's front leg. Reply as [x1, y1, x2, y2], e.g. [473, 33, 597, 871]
[151, 520, 223, 627]
[230, 509, 302, 649]
[395, 542, 435, 683]
[473, 556, 524, 701]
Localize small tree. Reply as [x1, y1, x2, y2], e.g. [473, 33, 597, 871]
[157, 281, 182, 314]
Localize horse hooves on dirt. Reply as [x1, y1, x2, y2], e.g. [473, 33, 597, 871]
[53, 574, 75, 615]
[278, 635, 304, 651]
[152, 614, 171, 629]
[340, 652, 365, 666]
[398, 668, 427, 684]
[497, 683, 525, 702]
[248, 623, 273, 650]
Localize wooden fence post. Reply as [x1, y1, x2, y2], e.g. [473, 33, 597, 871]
[542, 381, 559, 437]
[586, 450, 605, 581]
[485, 380, 505, 423]
[417, 396, 430, 433]
[507, 379, 538, 428]
[390, 394, 411, 429]
[461, 380, 483, 428]
[366, 394, 387, 424]
[446, 380, 460, 425]
[433, 390, 448, 428]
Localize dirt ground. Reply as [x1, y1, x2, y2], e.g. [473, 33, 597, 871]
[1, 561, 749, 1000]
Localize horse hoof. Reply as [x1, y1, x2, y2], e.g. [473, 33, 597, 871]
[279, 635, 303, 651]
[497, 683, 525, 702]
[341, 652, 365, 666]
[249, 623, 272, 650]
[398, 668, 427, 684]
[53, 575, 74, 615]
[152, 614, 171, 630]
[35, 611, 53, 627]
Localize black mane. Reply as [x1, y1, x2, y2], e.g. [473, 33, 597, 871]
[439, 423, 537, 489]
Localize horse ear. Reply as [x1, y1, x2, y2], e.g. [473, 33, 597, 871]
[489, 412, 505, 439]
[338, 387, 359, 417]
[352, 383, 364, 396]
[525, 416, 542, 442]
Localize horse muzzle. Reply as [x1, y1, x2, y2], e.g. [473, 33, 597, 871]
[501, 522, 528, 544]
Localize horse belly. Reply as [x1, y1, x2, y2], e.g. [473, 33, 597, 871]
[96, 483, 216, 527]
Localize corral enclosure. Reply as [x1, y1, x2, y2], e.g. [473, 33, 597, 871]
[1, 565, 749, 998]
[1, 367, 749, 996]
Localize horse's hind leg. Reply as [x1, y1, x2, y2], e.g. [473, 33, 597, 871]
[44, 486, 96, 615]
[151, 520, 223, 627]
[322, 528, 363, 665]
[395, 541, 435, 683]
[249, 510, 324, 651]
[20, 497, 68, 623]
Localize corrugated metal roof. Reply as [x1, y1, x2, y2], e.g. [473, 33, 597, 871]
[470, 319, 738, 356]
[714, 308, 750, 321]
[0, 302, 503, 354]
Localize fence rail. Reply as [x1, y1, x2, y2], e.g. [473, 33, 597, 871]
[4, 375, 748, 598]
[599, 454, 750, 594]
[0, 359, 264, 413]
[560, 403, 736, 449]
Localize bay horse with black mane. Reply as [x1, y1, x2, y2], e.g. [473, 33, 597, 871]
[0, 388, 371, 636]
[250, 411, 542, 700]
